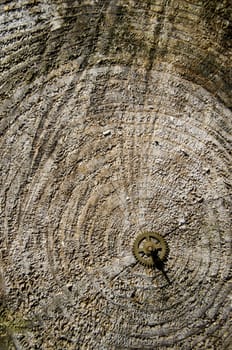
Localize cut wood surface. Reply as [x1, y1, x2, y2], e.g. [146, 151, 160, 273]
[0, 1, 231, 349]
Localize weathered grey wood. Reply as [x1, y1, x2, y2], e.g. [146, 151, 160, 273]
[0, 1, 231, 349]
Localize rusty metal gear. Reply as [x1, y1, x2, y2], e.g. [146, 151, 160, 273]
[132, 232, 169, 267]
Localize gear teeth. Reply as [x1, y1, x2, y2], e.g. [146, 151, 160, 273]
[132, 231, 169, 267]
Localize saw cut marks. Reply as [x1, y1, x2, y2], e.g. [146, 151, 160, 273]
[0, 1, 231, 349]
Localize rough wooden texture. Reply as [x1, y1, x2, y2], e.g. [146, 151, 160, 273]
[0, 1, 231, 349]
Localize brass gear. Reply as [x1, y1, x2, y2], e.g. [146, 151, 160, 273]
[132, 232, 169, 267]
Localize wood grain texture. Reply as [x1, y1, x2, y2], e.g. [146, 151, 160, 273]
[0, 1, 231, 349]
